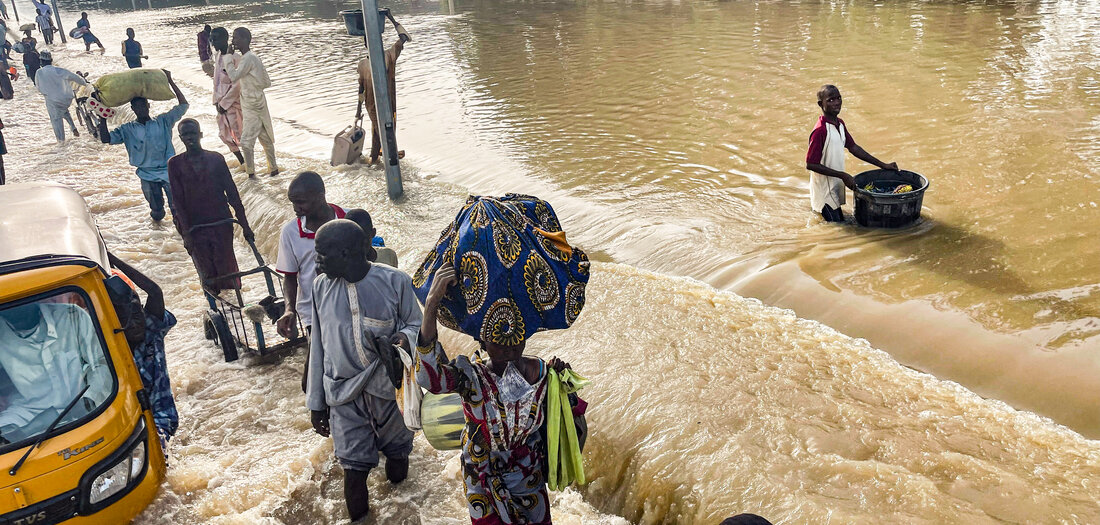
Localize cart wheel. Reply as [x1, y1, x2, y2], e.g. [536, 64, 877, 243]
[205, 311, 239, 362]
[203, 317, 216, 340]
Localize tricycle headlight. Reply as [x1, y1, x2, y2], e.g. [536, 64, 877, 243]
[88, 455, 131, 504]
[129, 440, 145, 480]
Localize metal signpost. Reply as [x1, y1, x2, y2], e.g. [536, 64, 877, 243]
[359, 0, 403, 200]
[50, 0, 66, 43]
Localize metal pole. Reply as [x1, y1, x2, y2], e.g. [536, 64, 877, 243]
[49, 0, 65, 43]
[10, 0, 18, 22]
[359, 0, 403, 200]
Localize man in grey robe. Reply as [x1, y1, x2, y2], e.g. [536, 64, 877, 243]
[305, 219, 419, 522]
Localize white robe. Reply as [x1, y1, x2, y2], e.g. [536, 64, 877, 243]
[809, 120, 848, 212]
[224, 51, 276, 174]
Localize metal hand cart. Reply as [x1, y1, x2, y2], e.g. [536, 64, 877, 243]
[190, 219, 307, 362]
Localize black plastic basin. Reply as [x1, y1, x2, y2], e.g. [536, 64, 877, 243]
[852, 169, 929, 228]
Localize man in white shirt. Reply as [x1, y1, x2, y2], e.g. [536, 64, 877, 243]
[33, 51, 85, 143]
[0, 301, 111, 430]
[223, 27, 277, 177]
[275, 171, 345, 389]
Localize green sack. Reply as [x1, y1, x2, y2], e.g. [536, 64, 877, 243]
[546, 369, 589, 490]
[94, 68, 175, 108]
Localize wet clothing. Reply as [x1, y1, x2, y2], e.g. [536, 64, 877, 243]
[416, 338, 552, 525]
[806, 115, 855, 213]
[140, 180, 171, 222]
[223, 51, 276, 175]
[168, 151, 250, 291]
[35, 65, 86, 142]
[35, 14, 52, 45]
[213, 51, 243, 153]
[197, 31, 211, 63]
[820, 204, 844, 223]
[109, 104, 188, 183]
[21, 38, 39, 84]
[305, 265, 422, 410]
[275, 204, 345, 329]
[329, 386, 413, 470]
[34, 65, 84, 106]
[110, 103, 188, 219]
[75, 18, 99, 45]
[130, 310, 178, 439]
[123, 39, 142, 69]
[44, 101, 78, 143]
[30, 0, 50, 18]
[306, 265, 421, 470]
[357, 38, 403, 161]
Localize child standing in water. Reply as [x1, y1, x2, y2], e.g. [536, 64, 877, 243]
[805, 84, 899, 222]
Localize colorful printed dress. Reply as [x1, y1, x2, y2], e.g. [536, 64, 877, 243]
[416, 336, 552, 525]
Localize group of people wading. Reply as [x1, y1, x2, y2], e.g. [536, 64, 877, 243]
[1, 9, 607, 524]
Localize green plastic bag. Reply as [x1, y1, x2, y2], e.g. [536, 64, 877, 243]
[94, 69, 175, 108]
[546, 369, 589, 490]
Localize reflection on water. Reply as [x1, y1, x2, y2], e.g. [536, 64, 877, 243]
[5, 0, 1100, 522]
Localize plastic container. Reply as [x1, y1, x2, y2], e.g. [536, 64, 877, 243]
[852, 169, 929, 228]
[339, 9, 385, 37]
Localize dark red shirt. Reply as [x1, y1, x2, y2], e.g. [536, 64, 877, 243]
[168, 151, 250, 236]
[806, 115, 855, 165]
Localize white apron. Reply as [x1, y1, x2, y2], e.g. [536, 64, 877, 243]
[809, 120, 847, 212]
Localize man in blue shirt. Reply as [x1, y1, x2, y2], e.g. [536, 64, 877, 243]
[99, 69, 188, 221]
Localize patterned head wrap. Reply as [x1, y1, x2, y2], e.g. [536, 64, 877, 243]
[413, 194, 590, 345]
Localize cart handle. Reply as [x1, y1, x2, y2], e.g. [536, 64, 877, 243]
[188, 218, 266, 267]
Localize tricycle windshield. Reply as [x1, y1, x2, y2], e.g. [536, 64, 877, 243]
[0, 289, 116, 452]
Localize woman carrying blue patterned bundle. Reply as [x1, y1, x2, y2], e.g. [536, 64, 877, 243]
[413, 195, 590, 525]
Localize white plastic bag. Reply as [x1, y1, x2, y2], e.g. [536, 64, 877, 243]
[395, 346, 423, 431]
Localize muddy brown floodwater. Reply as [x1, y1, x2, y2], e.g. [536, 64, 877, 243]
[3, 0, 1099, 522]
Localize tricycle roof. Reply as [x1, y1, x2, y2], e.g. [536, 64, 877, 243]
[0, 183, 110, 270]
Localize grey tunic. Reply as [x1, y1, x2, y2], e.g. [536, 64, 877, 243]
[305, 264, 422, 412]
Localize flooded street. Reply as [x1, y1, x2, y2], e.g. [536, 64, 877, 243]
[3, 0, 1100, 522]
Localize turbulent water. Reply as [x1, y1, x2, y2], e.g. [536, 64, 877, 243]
[3, 0, 1100, 523]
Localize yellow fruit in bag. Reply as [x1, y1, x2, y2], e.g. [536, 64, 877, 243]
[94, 69, 175, 108]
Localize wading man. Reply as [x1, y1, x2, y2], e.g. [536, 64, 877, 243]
[34, 50, 85, 143]
[75, 12, 105, 52]
[223, 27, 277, 177]
[210, 27, 245, 165]
[306, 219, 417, 522]
[99, 70, 188, 222]
[168, 119, 254, 292]
[275, 172, 345, 387]
[356, 13, 410, 165]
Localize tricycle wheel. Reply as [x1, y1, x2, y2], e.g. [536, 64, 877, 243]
[205, 310, 239, 362]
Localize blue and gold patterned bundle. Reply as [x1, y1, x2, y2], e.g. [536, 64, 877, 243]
[413, 194, 590, 345]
